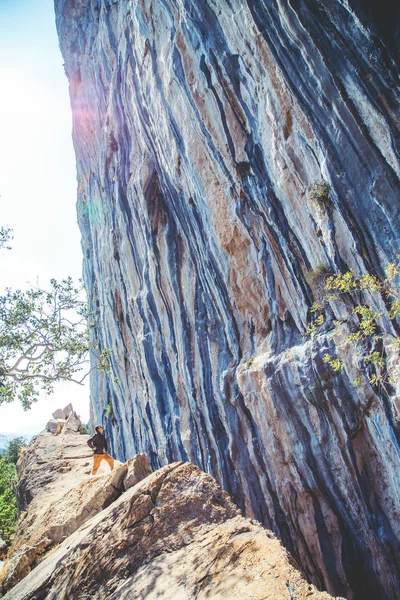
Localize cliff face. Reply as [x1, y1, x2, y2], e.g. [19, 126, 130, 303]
[54, 1, 400, 599]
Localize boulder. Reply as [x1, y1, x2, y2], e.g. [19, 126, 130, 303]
[63, 411, 81, 433]
[123, 453, 152, 491]
[62, 404, 74, 417]
[45, 419, 65, 435]
[0, 538, 52, 593]
[51, 409, 65, 420]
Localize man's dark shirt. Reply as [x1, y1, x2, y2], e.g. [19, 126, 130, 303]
[87, 432, 108, 454]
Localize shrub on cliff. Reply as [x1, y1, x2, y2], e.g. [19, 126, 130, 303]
[308, 180, 333, 214]
[307, 260, 400, 388]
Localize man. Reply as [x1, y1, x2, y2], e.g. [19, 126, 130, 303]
[87, 425, 115, 476]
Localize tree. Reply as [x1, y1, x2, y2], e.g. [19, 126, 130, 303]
[2, 437, 27, 465]
[0, 227, 114, 409]
[0, 226, 13, 250]
[0, 445, 19, 544]
[0, 438, 27, 544]
[0, 278, 92, 409]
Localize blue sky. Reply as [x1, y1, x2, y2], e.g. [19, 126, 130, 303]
[0, 0, 90, 433]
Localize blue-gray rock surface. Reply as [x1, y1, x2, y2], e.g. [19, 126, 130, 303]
[54, 1, 400, 599]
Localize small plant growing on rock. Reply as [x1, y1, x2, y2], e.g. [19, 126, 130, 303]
[286, 570, 299, 600]
[308, 180, 332, 214]
[307, 259, 400, 389]
[104, 402, 113, 418]
[323, 353, 344, 373]
[305, 264, 331, 302]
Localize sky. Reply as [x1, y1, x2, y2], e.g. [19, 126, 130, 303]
[0, 0, 90, 434]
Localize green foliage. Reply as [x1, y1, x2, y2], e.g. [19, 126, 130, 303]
[307, 260, 400, 388]
[97, 349, 120, 385]
[0, 274, 121, 408]
[308, 180, 332, 213]
[323, 353, 344, 373]
[3, 437, 27, 465]
[0, 221, 122, 408]
[246, 357, 254, 368]
[0, 278, 90, 409]
[98, 348, 113, 374]
[0, 227, 13, 250]
[307, 304, 326, 337]
[0, 445, 18, 543]
[80, 423, 90, 435]
[104, 402, 113, 418]
[324, 270, 357, 293]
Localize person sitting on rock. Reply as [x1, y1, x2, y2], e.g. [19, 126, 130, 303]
[87, 425, 115, 475]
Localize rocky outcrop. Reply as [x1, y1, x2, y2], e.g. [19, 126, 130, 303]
[16, 411, 91, 515]
[55, 1, 400, 599]
[1, 413, 93, 591]
[0, 541, 6, 562]
[46, 404, 82, 435]
[3, 461, 338, 600]
[0, 417, 151, 593]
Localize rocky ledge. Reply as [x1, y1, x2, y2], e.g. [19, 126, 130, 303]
[0, 420, 341, 599]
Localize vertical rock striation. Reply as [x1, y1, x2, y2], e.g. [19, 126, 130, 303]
[55, 1, 400, 598]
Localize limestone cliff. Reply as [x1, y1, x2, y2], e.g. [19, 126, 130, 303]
[54, 1, 400, 599]
[1, 426, 338, 600]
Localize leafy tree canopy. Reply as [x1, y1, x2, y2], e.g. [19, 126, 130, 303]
[0, 223, 115, 409]
[0, 443, 19, 544]
[0, 227, 13, 250]
[0, 277, 91, 409]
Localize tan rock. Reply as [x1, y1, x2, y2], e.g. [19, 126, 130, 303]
[0, 433, 151, 592]
[123, 453, 152, 490]
[0, 538, 7, 561]
[0, 538, 52, 592]
[63, 411, 81, 433]
[3, 463, 337, 600]
[62, 403, 74, 417]
[52, 409, 66, 420]
[1, 426, 92, 590]
[45, 419, 64, 435]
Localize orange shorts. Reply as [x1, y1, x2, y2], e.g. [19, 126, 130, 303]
[91, 452, 115, 475]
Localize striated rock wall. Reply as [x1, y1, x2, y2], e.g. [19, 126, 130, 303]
[55, 1, 400, 599]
